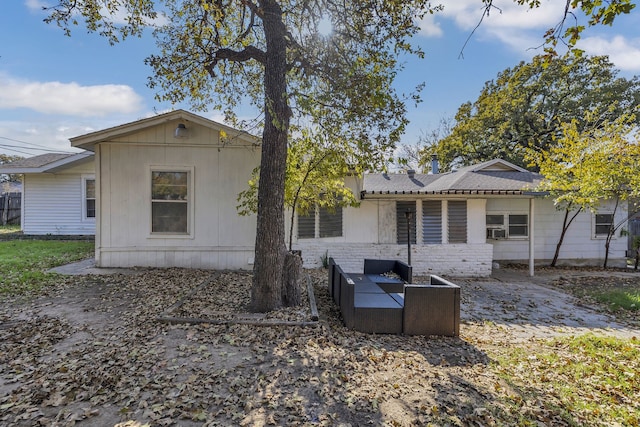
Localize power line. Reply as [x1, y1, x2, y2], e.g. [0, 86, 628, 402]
[0, 143, 71, 154]
[0, 136, 70, 151]
[0, 136, 75, 157]
[0, 145, 34, 157]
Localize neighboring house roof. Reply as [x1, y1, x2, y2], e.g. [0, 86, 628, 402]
[0, 152, 94, 174]
[362, 159, 545, 197]
[70, 109, 260, 151]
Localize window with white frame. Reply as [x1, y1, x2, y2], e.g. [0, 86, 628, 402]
[486, 213, 528, 239]
[83, 177, 96, 220]
[297, 205, 343, 239]
[594, 212, 614, 238]
[151, 170, 190, 234]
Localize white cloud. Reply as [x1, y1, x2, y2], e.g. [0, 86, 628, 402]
[25, 0, 48, 11]
[418, 13, 443, 38]
[578, 35, 640, 72]
[0, 76, 144, 117]
[423, 1, 581, 54]
[435, 0, 565, 31]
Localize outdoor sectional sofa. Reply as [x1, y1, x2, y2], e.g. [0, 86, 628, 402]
[328, 257, 460, 336]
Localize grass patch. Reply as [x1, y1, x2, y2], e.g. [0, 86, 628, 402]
[591, 289, 640, 311]
[0, 224, 20, 234]
[550, 275, 640, 324]
[0, 240, 94, 295]
[492, 334, 640, 426]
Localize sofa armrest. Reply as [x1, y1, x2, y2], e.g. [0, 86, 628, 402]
[327, 257, 336, 298]
[392, 261, 412, 284]
[332, 265, 345, 306]
[339, 273, 355, 329]
[403, 283, 460, 336]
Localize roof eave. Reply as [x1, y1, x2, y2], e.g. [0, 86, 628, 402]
[0, 152, 93, 174]
[70, 110, 260, 150]
[361, 189, 545, 198]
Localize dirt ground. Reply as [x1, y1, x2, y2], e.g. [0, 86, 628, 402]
[1, 265, 639, 426]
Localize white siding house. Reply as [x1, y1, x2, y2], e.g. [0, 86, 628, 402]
[0, 152, 95, 235]
[4, 113, 625, 276]
[70, 110, 261, 270]
[292, 160, 629, 276]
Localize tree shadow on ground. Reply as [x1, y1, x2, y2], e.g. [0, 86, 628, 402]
[0, 268, 598, 426]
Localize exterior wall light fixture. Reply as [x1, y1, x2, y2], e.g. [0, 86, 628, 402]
[174, 123, 188, 138]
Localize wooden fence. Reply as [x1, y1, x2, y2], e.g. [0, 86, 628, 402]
[0, 192, 21, 225]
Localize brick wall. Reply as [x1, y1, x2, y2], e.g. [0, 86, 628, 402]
[294, 242, 493, 277]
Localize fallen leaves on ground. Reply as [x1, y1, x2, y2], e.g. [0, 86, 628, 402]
[0, 268, 638, 426]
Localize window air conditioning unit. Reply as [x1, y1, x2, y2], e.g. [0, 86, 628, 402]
[487, 228, 506, 239]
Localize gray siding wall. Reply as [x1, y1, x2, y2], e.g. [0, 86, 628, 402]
[23, 173, 95, 235]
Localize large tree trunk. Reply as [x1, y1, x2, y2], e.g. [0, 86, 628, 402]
[282, 251, 303, 307]
[250, 0, 291, 312]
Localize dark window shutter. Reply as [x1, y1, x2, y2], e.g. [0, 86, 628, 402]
[396, 201, 417, 244]
[319, 205, 343, 237]
[422, 200, 442, 244]
[298, 212, 316, 239]
[448, 200, 467, 243]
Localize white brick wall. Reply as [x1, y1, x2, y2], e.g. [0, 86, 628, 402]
[294, 242, 493, 277]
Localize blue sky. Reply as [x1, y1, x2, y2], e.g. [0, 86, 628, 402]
[1, 0, 640, 158]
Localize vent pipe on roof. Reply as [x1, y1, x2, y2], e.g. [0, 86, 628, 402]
[431, 154, 439, 174]
[407, 169, 416, 179]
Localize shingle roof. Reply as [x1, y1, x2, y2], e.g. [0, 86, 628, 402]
[362, 159, 544, 196]
[0, 153, 73, 169]
[0, 152, 93, 174]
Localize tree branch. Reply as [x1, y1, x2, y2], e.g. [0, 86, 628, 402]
[206, 46, 267, 77]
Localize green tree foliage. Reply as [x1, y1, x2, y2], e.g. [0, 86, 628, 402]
[237, 128, 359, 251]
[481, 1, 635, 58]
[44, 0, 433, 311]
[431, 54, 640, 171]
[533, 108, 640, 268]
[43, 0, 636, 310]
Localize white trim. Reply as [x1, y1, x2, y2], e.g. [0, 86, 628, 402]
[148, 165, 195, 239]
[81, 174, 96, 222]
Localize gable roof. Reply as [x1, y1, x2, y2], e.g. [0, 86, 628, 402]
[362, 159, 545, 197]
[0, 152, 94, 174]
[70, 109, 260, 151]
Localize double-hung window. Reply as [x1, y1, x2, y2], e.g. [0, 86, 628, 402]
[82, 176, 96, 220]
[594, 213, 614, 238]
[151, 170, 190, 234]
